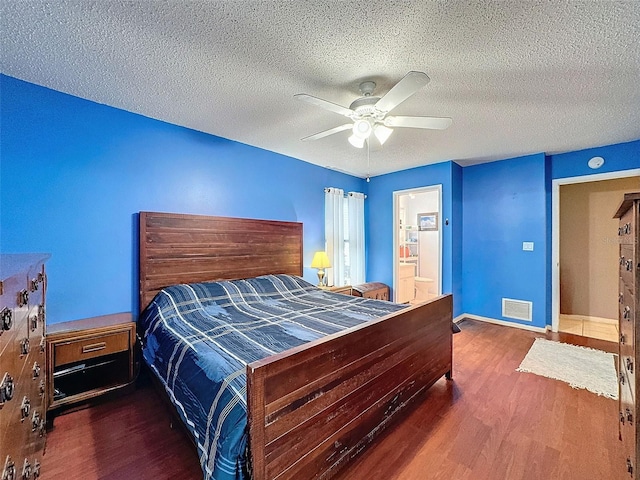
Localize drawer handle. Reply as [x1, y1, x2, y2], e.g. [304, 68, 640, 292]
[3, 456, 16, 480]
[82, 342, 107, 353]
[20, 396, 30, 421]
[17, 289, 28, 308]
[1, 307, 12, 332]
[21, 458, 31, 480]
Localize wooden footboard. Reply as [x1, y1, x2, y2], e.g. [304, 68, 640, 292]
[247, 294, 453, 480]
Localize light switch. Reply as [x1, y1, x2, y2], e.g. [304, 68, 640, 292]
[522, 242, 534, 251]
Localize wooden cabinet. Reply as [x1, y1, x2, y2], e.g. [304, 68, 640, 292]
[615, 192, 640, 478]
[1, 253, 49, 480]
[46, 313, 135, 420]
[352, 282, 389, 301]
[397, 263, 416, 304]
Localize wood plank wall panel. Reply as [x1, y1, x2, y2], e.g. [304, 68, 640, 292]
[139, 212, 303, 311]
[247, 295, 453, 480]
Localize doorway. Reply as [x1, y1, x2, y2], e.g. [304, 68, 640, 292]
[393, 185, 442, 304]
[552, 169, 640, 338]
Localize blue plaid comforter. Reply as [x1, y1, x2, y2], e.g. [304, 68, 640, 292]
[138, 274, 406, 480]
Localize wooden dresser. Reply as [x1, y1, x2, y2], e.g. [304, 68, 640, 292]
[616, 192, 640, 478]
[1, 254, 49, 480]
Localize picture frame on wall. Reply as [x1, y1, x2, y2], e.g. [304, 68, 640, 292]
[417, 212, 438, 231]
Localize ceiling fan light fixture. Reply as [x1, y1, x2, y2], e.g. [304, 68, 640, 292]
[374, 124, 393, 145]
[352, 119, 372, 139]
[348, 134, 366, 148]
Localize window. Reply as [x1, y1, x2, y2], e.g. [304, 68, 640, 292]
[324, 188, 365, 286]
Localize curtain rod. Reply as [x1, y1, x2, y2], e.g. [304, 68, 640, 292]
[324, 187, 367, 199]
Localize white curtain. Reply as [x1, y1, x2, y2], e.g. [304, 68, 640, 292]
[324, 187, 345, 286]
[348, 191, 366, 285]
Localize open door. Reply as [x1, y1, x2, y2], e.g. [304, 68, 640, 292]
[393, 185, 442, 304]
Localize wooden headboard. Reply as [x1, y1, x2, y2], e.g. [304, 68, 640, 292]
[139, 211, 303, 312]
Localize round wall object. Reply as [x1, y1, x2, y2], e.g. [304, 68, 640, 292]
[588, 156, 604, 169]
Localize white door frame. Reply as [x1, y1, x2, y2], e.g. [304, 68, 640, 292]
[393, 184, 443, 302]
[551, 168, 640, 332]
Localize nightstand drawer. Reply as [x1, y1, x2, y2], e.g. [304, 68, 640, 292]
[54, 331, 130, 367]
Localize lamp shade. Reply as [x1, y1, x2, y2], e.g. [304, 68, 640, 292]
[311, 251, 331, 269]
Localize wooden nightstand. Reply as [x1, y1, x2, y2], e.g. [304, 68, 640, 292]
[46, 312, 135, 419]
[352, 282, 390, 301]
[322, 285, 352, 295]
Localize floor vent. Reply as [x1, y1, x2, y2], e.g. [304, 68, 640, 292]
[502, 298, 533, 321]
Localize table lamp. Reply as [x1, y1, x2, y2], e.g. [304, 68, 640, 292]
[311, 251, 331, 287]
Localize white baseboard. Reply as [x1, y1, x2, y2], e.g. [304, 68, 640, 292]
[457, 313, 549, 333]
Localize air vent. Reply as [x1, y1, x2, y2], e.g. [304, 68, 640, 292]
[502, 298, 533, 321]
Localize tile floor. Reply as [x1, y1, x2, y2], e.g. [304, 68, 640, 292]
[558, 314, 618, 342]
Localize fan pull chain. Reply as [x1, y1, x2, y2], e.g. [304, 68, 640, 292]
[366, 139, 370, 182]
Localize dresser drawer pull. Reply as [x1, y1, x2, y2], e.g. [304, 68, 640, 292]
[17, 290, 28, 308]
[627, 458, 634, 476]
[3, 456, 16, 480]
[621, 333, 626, 345]
[82, 342, 107, 353]
[21, 458, 31, 480]
[32, 459, 40, 478]
[19, 338, 29, 356]
[627, 358, 634, 374]
[1, 307, 12, 332]
[20, 396, 30, 421]
[620, 411, 626, 425]
[30, 410, 41, 432]
[620, 373, 626, 385]
[0, 373, 15, 403]
[626, 408, 633, 424]
[624, 306, 631, 319]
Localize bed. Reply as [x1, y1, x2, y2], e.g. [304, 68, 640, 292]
[138, 211, 453, 480]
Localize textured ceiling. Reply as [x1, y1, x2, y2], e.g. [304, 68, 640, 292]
[2, 1, 639, 178]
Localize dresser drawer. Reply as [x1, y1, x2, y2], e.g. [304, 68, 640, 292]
[54, 331, 130, 367]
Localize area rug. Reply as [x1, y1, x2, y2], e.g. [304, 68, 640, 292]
[516, 338, 618, 399]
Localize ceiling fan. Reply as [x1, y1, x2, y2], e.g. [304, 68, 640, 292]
[295, 71, 452, 148]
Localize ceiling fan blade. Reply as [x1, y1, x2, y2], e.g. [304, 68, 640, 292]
[374, 71, 430, 113]
[295, 94, 354, 118]
[384, 115, 452, 130]
[301, 123, 353, 141]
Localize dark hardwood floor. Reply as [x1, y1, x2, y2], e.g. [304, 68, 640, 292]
[42, 319, 625, 479]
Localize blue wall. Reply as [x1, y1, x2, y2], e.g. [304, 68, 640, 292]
[550, 140, 640, 180]
[461, 154, 548, 328]
[1, 75, 365, 324]
[366, 161, 463, 316]
[3, 75, 638, 328]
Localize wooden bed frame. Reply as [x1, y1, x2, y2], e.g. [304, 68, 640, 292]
[139, 211, 453, 480]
